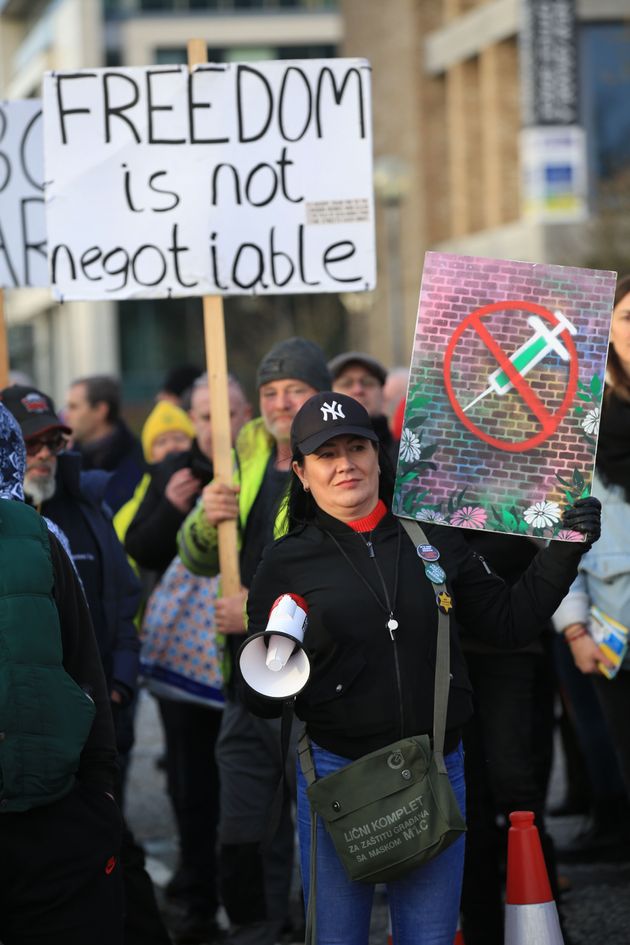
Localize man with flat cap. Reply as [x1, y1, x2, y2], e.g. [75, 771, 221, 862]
[328, 350, 398, 464]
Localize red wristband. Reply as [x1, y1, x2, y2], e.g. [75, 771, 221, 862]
[565, 628, 587, 643]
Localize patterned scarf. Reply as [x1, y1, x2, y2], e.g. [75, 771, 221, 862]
[0, 403, 25, 502]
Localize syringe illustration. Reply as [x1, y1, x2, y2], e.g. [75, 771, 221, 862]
[463, 310, 578, 413]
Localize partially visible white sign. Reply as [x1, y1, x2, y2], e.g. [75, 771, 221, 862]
[0, 100, 47, 288]
[521, 125, 588, 222]
[43, 60, 375, 301]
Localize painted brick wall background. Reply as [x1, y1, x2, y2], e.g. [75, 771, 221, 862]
[393, 252, 616, 538]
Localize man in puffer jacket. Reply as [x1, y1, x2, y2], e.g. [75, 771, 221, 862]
[0, 403, 124, 945]
[0, 383, 172, 945]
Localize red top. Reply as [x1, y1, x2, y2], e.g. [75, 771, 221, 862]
[347, 500, 387, 533]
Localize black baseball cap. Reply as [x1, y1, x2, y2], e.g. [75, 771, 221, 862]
[291, 392, 379, 455]
[0, 385, 71, 439]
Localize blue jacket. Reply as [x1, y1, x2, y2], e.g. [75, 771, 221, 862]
[38, 451, 141, 697]
[553, 471, 630, 669]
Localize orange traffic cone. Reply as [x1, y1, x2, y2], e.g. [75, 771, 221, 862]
[505, 811, 564, 944]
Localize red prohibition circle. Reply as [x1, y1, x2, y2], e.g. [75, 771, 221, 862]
[443, 300, 579, 453]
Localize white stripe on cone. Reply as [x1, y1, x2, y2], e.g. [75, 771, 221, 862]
[505, 901, 564, 944]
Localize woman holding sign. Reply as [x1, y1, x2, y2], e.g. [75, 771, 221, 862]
[553, 274, 630, 807]
[241, 391, 600, 945]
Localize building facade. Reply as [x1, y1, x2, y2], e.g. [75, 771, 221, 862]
[1, 0, 629, 403]
[343, 0, 630, 368]
[0, 0, 347, 404]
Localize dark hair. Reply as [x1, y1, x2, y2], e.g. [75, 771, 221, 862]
[606, 274, 630, 401]
[72, 375, 121, 423]
[285, 439, 396, 531]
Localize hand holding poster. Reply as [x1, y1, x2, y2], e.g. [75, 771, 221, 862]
[393, 253, 615, 539]
[0, 100, 47, 288]
[43, 60, 375, 300]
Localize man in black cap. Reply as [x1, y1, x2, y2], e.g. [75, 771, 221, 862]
[178, 337, 331, 945]
[328, 351, 399, 465]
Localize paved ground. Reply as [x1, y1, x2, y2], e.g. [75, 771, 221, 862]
[126, 689, 630, 944]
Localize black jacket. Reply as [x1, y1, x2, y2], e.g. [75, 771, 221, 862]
[39, 451, 141, 700]
[125, 441, 213, 577]
[78, 420, 145, 515]
[245, 508, 586, 760]
[49, 531, 119, 793]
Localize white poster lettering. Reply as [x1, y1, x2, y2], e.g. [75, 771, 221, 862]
[43, 60, 375, 300]
[0, 100, 47, 288]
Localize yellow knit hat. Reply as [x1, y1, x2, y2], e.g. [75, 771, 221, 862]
[141, 400, 195, 461]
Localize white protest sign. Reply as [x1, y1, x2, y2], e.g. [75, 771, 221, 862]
[0, 100, 47, 288]
[43, 60, 375, 300]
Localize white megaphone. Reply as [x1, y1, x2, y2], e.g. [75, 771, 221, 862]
[238, 593, 311, 699]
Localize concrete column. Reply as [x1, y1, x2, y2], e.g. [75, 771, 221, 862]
[480, 39, 520, 229]
[446, 56, 482, 237]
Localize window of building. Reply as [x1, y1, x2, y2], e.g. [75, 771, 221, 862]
[118, 295, 347, 406]
[155, 42, 336, 63]
[106, 0, 337, 12]
[580, 22, 630, 209]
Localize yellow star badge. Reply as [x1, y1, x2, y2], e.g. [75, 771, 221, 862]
[436, 592, 453, 614]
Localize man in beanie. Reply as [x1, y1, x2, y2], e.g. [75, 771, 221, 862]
[177, 337, 330, 945]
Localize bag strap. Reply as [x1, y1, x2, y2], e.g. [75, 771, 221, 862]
[297, 731, 318, 945]
[398, 518, 451, 775]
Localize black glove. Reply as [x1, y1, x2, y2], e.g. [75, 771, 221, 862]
[561, 496, 601, 545]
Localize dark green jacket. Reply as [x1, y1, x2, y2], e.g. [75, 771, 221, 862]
[0, 500, 97, 812]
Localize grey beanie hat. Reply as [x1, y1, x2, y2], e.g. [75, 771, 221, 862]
[256, 337, 331, 392]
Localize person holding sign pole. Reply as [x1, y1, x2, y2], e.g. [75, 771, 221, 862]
[241, 392, 600, 945]
[177, 338, 331, 945]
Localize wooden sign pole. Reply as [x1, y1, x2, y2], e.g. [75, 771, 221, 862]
[0, 290, 9, 389]
[188, 39, 241, 597]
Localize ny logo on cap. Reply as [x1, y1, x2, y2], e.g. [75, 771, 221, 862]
[320, 401, 345, 421]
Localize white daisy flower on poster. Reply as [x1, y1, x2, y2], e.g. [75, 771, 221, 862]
[399, 428, 422, 463]
[582, 407, 600, 436]
[523, 500, 562, 529]
[417, 508, 447, 524]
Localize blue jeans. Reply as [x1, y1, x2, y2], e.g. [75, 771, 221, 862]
[296, 741, 466, 945]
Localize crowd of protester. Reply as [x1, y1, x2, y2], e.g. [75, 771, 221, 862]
[0, 320, 628, 945]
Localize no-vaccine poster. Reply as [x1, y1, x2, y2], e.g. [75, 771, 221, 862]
[393, 252, 616, 539]
[42, 60, 375, 300]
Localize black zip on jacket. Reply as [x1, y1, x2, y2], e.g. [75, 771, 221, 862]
[244, 508, 587, 761]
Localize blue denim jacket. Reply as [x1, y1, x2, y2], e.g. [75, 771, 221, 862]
[553, 472, 630, 668]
